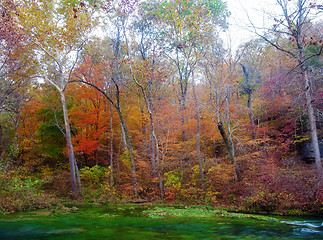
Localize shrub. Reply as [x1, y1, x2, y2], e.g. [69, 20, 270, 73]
[0, 172, 54, 213]
[79, 166, 118, 203]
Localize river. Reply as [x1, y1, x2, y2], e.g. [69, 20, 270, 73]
[0, 205, 322, 239]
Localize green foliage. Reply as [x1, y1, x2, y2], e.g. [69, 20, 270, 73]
[164, 170, 181, 188]
[203, 0, 229, 26]
[0, 112, 19, 171]
[80, 165, 109, 189]
[0, 172, 54, 213]
[79, 166, 118, 203]
[0, 137, 18, 172]
[37, 107, 65, 160]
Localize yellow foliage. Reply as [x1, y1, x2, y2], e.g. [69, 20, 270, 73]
[207, 162, 234, 184]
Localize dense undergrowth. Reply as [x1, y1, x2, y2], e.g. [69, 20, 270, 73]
[0, 164, 322, 216]
[0, 171, 55, 213]
[1, 134, 322, 215]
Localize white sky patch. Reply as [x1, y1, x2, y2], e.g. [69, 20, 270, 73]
[221, 0, 277, 53]
[222, 0, 323, 53]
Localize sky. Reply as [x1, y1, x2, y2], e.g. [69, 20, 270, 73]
[223, 0, 323, 52]
[222, 0, 276, 52]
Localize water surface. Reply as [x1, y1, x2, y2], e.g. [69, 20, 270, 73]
[0, 205, 322, 239]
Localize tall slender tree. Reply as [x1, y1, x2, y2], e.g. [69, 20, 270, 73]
[250, 0, 322, 183]
[18, 0, 97, 196]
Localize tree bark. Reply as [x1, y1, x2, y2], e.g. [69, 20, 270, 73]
[60, 90, 79, 196]
[149, 82, 157, 179]
[240, 64, 256, 139]
[116, 108, 138, 197]
[192, 75, 206, 190]
[296, 0, 322, 182]
[218, 122, 242, 182]
[302, 65, 322, 180]
[133, 78, 164, 198]
[110, 103, 114, 186]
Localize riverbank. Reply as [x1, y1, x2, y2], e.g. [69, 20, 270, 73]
[1, 172, 322, 217]
[1, 192, 323, 218]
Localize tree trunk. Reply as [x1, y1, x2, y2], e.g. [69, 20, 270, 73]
[295, 0, 322, 182]
[149, 82, 157, 178]
[192, 75, 206, 190]
[110, 103, 114, 186]
[240, 64, 256, 138]
[247, 94, 256, 139]
[116, 108, 138, 197]
[150, 132, 156, 178]
[136, 79, 164, 198]
[218, 122, 242, 182]
[74, 159, 81, 192]
[150, 111, 164, 198]
[180, 91, 187, 142]
[120, 120, 128, 151]
[95, 149, 99, 166]
[60, 90, 79, 196]
[303, 67, 322, 180]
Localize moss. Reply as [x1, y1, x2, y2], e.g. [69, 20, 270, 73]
[143, 206, 278, 221]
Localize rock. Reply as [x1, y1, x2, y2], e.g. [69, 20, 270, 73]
[299, 140, 323, 163]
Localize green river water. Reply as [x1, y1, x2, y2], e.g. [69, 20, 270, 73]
[0, 205, 322, 240]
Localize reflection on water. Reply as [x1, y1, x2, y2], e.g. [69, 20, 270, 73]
[0, 207, 322, 240]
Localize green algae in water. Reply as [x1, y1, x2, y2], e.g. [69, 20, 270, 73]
[143, 206, 278, 221]
[0, 206, 322, 240]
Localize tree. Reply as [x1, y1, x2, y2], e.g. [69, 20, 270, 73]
[0, 0, 36, 171]
[250, 0, 323, 183]
[127, 4, 167, 196]
[18, 84, 66, 171]
[72, 38, 140, 197]
[149, 0, 229, 140]
[238, 39, 267, 139]
[69, 71, 109, 167]
[192, 72, 206, 190]
[202, 42, 243, 182]
[18, 0, 97, 196]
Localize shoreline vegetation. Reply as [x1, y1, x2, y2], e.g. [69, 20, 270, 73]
[0, 167, 322, 217]
[1, 167, 322, 217]
[1, 191, 322, 217]
[1, 169, 322, 217]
